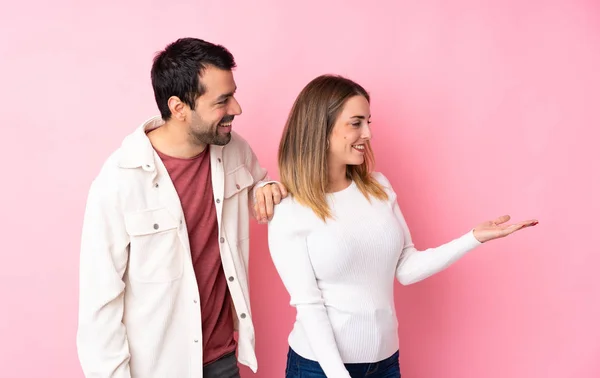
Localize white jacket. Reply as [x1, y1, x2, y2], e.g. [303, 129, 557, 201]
[77, 116, 271, 377]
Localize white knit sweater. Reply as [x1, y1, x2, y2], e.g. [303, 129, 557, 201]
[267, 172, 481, 377]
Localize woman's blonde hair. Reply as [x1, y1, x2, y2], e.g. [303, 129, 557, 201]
[278, 74, 388, 221]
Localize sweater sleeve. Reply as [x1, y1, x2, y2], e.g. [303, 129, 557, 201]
[268, 200, 351, 378]
[372, 172, 482, 285]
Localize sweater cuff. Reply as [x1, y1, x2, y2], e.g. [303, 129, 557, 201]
[462, 229, 483, 250]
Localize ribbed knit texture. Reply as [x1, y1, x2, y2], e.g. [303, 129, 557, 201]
[268, 172, 481, 377]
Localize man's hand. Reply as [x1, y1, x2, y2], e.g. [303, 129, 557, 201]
[254, 183, 288, 223]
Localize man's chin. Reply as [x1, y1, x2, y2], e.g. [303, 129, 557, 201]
[212, 133, 232, 146]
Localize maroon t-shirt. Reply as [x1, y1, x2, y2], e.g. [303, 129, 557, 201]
[156, 146, 236, 365]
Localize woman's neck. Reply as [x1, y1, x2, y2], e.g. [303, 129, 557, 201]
[327, 163, 351, 193]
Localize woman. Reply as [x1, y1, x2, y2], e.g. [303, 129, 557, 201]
[267, 75, 537, 378]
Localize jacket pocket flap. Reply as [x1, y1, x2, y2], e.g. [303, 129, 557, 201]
[124, 208, 179, 236]
[224, 166, 254, 199]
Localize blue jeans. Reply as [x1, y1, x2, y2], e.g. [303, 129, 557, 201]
[285, 348, 401, 378]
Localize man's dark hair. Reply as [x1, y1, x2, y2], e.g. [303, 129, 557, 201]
[151, 38, 236, 120]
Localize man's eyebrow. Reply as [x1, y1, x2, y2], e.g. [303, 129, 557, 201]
[215, 87, 237, 102]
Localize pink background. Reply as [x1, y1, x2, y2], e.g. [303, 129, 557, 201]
[1, 0, 599, 377]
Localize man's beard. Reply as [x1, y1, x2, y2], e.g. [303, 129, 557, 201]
[190, 115, 234, 146]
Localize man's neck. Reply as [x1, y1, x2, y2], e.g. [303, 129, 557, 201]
[147, 121, 207, 159]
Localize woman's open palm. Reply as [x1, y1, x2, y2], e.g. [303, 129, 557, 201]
[473, 215, 538, 243]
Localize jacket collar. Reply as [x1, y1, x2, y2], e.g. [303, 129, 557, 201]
[118, 115, 226, 171]
[118, 116, 163, 170]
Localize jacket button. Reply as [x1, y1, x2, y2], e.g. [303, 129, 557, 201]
[236, 184, 240, 190]
[216, 199, 221, 204]
[153, 224, 159, 230]
[228, 276, 234, 282]
[217, 158, 222, 163]
[240, 313, 247, 319]
[220, 237, 225, 243]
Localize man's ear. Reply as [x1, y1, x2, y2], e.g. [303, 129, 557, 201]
[167, 96, 188, 121]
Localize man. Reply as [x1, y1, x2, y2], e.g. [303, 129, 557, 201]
[77, 37, 286, 378]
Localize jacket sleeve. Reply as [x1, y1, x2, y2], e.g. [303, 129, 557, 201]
[77, 173, 131, 378]
[243, 141, 280, 214]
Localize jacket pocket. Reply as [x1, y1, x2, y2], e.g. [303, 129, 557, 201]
[222, 166, 255, 242]
[124, 208, 183, 283]
[224, 165, 254, 199]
